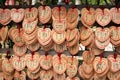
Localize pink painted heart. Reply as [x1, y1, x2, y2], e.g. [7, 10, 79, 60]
[52, 6, 67, 20]
[22, 18, 38, 34]
[37, 28, 51, 44]
[11, 8, 24, 23]
[108, 55, 120, 72]
[0, 9, 11, 25]
[25, 53, 40, 72]
[40, 70, 53, 80]
[110, 26, 120, 41]
[66, 64, 77, 78]
[67, 8, 79, 23]
[82, 8, 95, 26]
[110, 7, 120, 24]
[24, 7, 38, 22]
[52, 19, 66, 33]
[95, 27, 110, 42]
[95, 38, 110, 49]
[93, 57, 109, 74]
[40, 55, 52, 70]
[38, 6, 51, 24]
[12, 55, 26, 71]
[95, 8, 112, 26]
[52, 30, 66, 44]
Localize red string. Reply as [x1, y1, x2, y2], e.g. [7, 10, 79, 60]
[29, 8, 31, 12]
[19, 71, 21, 74]
[101, 27, 105, 31]
[86, 7, 90, 11]
[31, 51, 35, 60]
[43, 5, 46, 10]
[72, 77, 74, 80]
[43, 25, 46, 31]
[71, 5, 75, 12]
[86, 6, 90, 14]
[16, 9, 18, 12]
[114, 53, 117, 62]
[58, 53, 61, 57]
[85, 26, 88, 29]
[101, 7, 104, 15]
[29, 3, 32, 12]
[45, 52, 48, 60]
[6, 51, 10, 57]
[28, 20, 31, 23]
[87, 51, 90, 54]
[102, 10, 104, 15]
[29, 1, 32, 12]
[100, 53, 103, 63]
[117, 8, 119, 12]
[58, 53, 61, 64]
[116, 27, 118, 30]
[72, 5, 76, 9]
[116, 5, 120, 12]
[58, 6, 61, 22]
[18, 28, 20, 34]
[18, 71, 22, 77]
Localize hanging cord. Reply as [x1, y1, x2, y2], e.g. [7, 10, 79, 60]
[6, 50, 10, 59]
[43, 24, 46, 31]
[58, 53, 61, 64]
[116, 0, 120, 11]
[116, 5, 120, 12]
[42, 5, 46, 10]
[17, 24, 21, 37]
[99, 6, 105, 15]
[86, 2, 90, 14]
[113, 49, 117, 62]
[112, 46, 118, 61]
[72, 55, 74, 63]
[45, 52, 48, 60]
[58, 6, 61, 22]
[31, 51, 35, 60]
[29, 0, 32, 11]
[100, 53, 103, 63]
[19, 71, 22, 75]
